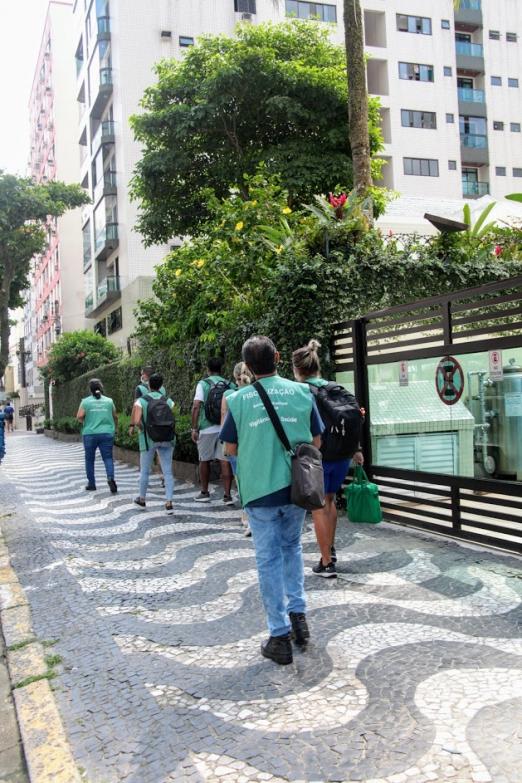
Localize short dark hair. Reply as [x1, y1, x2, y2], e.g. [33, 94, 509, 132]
[207, 357, 223, 374]
[242, 336, 277, 375]
[149, 373, 164, 391]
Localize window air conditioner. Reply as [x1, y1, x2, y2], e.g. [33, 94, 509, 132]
[241, 12, 253, 21]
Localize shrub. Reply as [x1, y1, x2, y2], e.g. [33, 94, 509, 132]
[51, 416, 82, 434]
[43, 331, 120, 385]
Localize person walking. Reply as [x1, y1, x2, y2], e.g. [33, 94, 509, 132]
[3, 401, 14, 433]
[129, 373, 175, 513]
[134, 366, 166, 400]
[191, 357, 235, 504]
[221, 362, 254, 536]
[292, 339, 364, 578]
[220, 336, 324, 666]
[76, 379, 118, 493]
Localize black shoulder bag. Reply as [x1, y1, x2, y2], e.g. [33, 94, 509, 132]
[254, 381, 325, 511]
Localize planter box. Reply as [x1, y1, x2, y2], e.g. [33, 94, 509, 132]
[44, 429, 81, 443]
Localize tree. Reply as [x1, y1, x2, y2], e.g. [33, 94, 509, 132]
[344, 0, 373, 195]
[43, 330, 120, 385]
[131, 21, 383, 242]
[0, 173, 89, 379]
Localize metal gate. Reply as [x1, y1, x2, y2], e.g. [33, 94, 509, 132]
[333, 275, 522, 553]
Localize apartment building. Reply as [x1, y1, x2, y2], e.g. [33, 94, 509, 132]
[25, 0, 85, 406]
[74, 0, 521, 344]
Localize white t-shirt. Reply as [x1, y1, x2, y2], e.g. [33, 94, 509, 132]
[194, 381, 221, 434]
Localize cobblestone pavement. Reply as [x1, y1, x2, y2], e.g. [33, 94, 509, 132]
[0, 432, 521, 783]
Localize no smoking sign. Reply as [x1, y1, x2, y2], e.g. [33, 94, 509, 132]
[435, 355, 464, 406]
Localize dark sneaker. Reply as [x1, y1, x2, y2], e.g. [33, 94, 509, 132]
[134, 497, 146, 508]
[194, 491, 211, 503]
[165, 501, 174, 514]
[261, 634, 293, 665]
[108, 479, 118, 494]
[244, 527, 252, 538]
[330, 545, 337, 564]
[85, 484, 96, 491]
[223, 494, 235, 506]
[312, 559, 337, 578]
[289, 612, 310, 647]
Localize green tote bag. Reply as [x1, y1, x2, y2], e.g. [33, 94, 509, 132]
[345, 466, 383, 524]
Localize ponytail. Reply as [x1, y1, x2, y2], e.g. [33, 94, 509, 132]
[89, 378, 104, 399]
[292, 339, 322, 378]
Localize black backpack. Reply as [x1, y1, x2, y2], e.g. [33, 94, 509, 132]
[309, 382, 363, 461]
[143, 394, 175, 444]
[204, 379, 232, 425]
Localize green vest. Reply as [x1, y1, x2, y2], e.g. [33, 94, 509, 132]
[137, 391, 175, 452]
[227, 375, 313, 506]
[306, 377, 329, 389]
[80, 395, 115, 436]
[198, 375, 233, 430]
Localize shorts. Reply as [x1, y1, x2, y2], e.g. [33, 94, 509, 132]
[323, 458, 351, 495]
[197, 431, 225, 462]
[227, 455, 238, 475]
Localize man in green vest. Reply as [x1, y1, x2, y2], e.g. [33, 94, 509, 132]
[135, 366, 166, 400]
[220, 336, 324, 666]
[191, 357, 234, 504]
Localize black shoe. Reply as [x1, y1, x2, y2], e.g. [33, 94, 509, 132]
[289, 612, 310, 647]
[85, 484, 96, 491]
[134, 497, 146, 508]
[261, 634, 293, 665]
[312, 559, 337, 578]
[330, 545, 337, 563]
[108, 479, 118, 494]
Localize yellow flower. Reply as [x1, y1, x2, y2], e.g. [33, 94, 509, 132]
[235, 221, 244, 231]
[251, 200, 258, 206]
[274, 245, 284, 255]
[175, 268, 182, 277]
[192, 258, 205, 269]
[282, 207, 292, 214]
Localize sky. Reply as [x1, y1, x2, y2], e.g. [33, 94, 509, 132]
[0, 0, 50, 175]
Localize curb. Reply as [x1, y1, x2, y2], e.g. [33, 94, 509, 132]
[0, 530, 81, 783]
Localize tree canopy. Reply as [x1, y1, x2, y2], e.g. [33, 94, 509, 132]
[131, 21, 383, 242]
[0, 173, 89, 379]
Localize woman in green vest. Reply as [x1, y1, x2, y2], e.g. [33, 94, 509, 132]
[293, 340, 364, 578]
[76, 379, 118, 493]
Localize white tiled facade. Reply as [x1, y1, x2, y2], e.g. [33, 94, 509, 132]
[71, 0, 521, 343]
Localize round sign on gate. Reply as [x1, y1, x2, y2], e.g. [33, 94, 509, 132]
[435, 355, 464, 406]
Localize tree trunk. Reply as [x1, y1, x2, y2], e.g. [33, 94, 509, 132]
[0, 265, 14, 381]
[344, 0, 373, 195]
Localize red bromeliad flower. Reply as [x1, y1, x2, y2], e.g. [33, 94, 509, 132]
[328, 192, 348, 219]
[494, 244, 503, 256]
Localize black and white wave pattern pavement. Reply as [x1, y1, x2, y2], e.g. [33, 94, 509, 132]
[1, 434, 521, 783]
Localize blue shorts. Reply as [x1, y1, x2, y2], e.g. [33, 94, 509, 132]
[227, 455, 237, 475]
[323, 458, 351, 495]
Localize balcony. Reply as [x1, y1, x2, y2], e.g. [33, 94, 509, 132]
[97, 15, 111, 40]
[93, 170, 117, 204]
[90, 68, 113, 119]
[460, 132, 489, 165]
[456, 41, 484, 74]
[454, 0, 482, 32]
[458, 87, 485, 103]
[85, 292, 95, 316]
[90, 275, 121, 317]
[95, 222, 118, 261]
[462, 180, 489, 198]
[83, 243, 92, 270]
[91, 120, 115, 155]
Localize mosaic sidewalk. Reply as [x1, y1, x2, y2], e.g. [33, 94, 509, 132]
[0, 433, 521, 783]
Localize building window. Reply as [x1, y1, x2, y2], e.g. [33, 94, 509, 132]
[448, 160, 457, 170]
[396, 14, 432, 35]
[398, 62, 434, 82]
[443, 66, 452, 76]
[514, 168, 522, 178]
[495, 167, 506, 176]
[508, 78, 519, 88]
[234, 0, 256, 11]
[107, 306, 122, 334]
[441, 19, 450, 29]
[491, 76, 502, 86]
[506, 32, 518, 43]
[285, 1, 337, 22]
[401, 109, 437, 129]
[511, 122, 521, 132]
[403, 157, 439, 177]
[493, 121, 505, 130]
[489, 30, 500, 40]
[179, 36, 194, 47]
[94, 318, 107, 336]
[446, 113, 455, 123]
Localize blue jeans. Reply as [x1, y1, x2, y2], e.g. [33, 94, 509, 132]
[83, 433, 115, 486]
[246, 503, 307, 637]
[139, 444, 174, 501]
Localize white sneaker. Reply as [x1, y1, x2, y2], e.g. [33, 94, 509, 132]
[194, 491, 211, 503]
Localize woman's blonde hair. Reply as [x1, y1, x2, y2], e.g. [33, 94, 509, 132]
[233, 361, 254, 387]
[292, 339, 321, 377]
